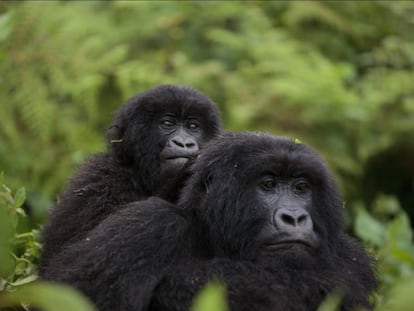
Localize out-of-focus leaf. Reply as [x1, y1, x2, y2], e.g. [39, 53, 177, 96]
[317, 291, 342, 311]
[354, 207, 385, 246]
[0, 205, 14, 277]
[387, 213, 412, 246]
[385, 213, 414, 265]
[191, 280, 229, 311]
[377, 278, 414, 311]
[0, 12, 13, 42]
[0, 282, 97, 311]
[13, 187, 26, 210]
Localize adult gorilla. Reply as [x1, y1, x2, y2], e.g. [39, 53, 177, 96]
[42, 132, 376, 311]
[39, 84, 221, 271]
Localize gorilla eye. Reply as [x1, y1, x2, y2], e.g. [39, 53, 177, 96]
[187, 122, 199, 131]
[160, 119, 175, 129]
[261, 179, 276, 191]
[294, 181, 311, 194]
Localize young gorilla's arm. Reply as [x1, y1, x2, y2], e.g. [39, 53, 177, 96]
[42, 198, 188, 311]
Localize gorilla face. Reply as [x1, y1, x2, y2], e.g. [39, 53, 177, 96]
[107, 84, 221, 192]
[255, 174, 318, 252]
[159, 114, 205, 173]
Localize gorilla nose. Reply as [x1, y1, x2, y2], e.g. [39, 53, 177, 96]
[171, 136, 198, 151]
[274, 208, 313, 234]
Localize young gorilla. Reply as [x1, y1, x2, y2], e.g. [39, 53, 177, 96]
[42, 132, 376, 311]
[39, 84, 221, 271]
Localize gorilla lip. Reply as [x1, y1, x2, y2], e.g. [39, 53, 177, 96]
[264, 239, 313, 249]
[166, 155, 192, 160]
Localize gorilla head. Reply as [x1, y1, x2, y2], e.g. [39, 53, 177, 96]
[181, 133, 354, 265]
[107, 84, 221, 192]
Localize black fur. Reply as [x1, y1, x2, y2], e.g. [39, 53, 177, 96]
[39, 84, 221, 272]
[42, 132, 376, 311]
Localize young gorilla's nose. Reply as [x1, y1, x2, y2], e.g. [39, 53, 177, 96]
[171, 136, 197, 150]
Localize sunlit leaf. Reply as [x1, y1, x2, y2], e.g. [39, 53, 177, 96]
[191, 280, 229, 311]
[13, 187, 26, 210]
[0, 282, 97, 311]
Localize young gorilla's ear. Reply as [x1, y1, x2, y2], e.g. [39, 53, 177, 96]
[107, 124, 125, 144]
[106, 103, 135, 165]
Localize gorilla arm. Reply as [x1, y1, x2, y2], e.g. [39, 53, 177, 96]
[42, 198, 189, 311]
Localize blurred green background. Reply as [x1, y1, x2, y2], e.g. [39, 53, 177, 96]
[1, 1, 414, 310]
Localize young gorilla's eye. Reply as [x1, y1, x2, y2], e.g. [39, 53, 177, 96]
[187, 122, 199, 131]
[261, 178, 276, 191]
[294, 181, 311, 194]
[161, 118, 175, 129]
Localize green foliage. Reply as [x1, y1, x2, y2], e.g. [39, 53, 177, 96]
[0, 175, 95, 311]
[354, 195, 414, 308]
[1, 1, 414, 309]
[0, 282, 96, 311]
[191, 280, 229, 311]
[377, 278, 414, 311]
[316, 292, 343, 311]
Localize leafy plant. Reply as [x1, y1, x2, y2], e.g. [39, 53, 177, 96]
[0, 174, 95, 311]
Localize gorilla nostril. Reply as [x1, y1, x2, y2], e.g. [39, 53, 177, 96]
[298, 215, 308, 226]
[281, 214, 295, 226]
[185, 142, 196, 149]
[172, 138, 185, 148]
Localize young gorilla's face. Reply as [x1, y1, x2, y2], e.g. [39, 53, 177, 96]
[107, 84, 221, 190]
[158, 112, 208, 176]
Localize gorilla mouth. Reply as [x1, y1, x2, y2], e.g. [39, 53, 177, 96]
[166, 156, 192, 160]
[264, 239, 313, 250]
[164, 156, 194, 167]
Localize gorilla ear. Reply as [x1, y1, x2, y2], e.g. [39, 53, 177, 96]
[107, 125, 125, 144]
[106, 108, 127, 144]
[106, 112, 134, 165]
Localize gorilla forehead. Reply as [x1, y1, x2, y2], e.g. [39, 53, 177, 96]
[198, 132, 328, 179]
[132, 84, 219, 118]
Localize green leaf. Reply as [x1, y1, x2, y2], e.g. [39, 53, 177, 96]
[387, 213, 412, 246]
[0, 12, 13, 42]
[13, 187, 26, 209]
[385, 213, 414, 265]
[377, 277, 414, 311]
[0, 204, 14, 277]
[191, 280, 229, 311]
[317, 291, 343, 311]
[0, 281, 97, 311]
[354, 207, 385, 246]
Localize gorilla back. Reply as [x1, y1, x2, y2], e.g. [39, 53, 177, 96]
[39, 84, 221, 271]
[43, 132, 376, 311]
